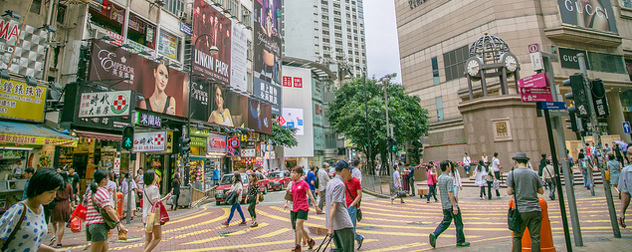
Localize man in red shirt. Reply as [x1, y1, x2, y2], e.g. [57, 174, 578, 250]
[345, 173, 365, 250]
[426, 162, 438, 203]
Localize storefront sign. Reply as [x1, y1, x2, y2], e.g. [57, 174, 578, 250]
[227, 137, 240, 148]
[180, 22, 192, 36]
[133, 131, 166, 152]
[557, 0, 618, 33]
[113, 158, 121, 174]
[207, 133, 227, 154]
[0, 18, 48, 79]
[78, 91, 132, 118]
[0, 133, 76, 147]
[191, 136, 207, 147]
[158, 30, 179, 60]
[0, 79, 46, 122]
[559, 48, 588, 70]
[134, 111, 162, 128]
[189, 127, 210, 137]
[253, 78, 282, 115]
[240, 148, 255, 157]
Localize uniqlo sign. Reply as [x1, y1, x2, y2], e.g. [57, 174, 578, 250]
[293, 77, 303, 88]
[282, 76, 292, 87]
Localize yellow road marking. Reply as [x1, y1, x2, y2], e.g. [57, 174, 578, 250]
[363, 242, 428, 252]
[257, 209, 327, 229]
[254, 228, 292, 238]
[408, 235, 513, 252]
[163, 208, 229, 234]
[166, 211, 212, 225]
[182, 223, 270, 245]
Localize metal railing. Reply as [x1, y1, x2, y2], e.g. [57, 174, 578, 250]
[361, 171, 391, 196]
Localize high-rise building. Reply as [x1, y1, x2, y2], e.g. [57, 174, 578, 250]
[282, 0, 367, 80]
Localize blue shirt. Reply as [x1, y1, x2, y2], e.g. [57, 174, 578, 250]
[306, 171, 316, 191]
[213, 169, 220, 180]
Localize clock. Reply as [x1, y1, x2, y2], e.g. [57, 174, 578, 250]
[502, 53, 518, 72]
[466, 57, 482, 77]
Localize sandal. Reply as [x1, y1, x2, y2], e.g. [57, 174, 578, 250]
[48, 237, 56, 246]
[308, 238, 315, 249]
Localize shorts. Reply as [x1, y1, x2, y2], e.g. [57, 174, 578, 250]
[290, 210, 308, 230]
[86, 222, 109, 242]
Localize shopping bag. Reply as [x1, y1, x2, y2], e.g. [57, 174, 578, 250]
[145, 201, 158, 233]
[70, 217, 82, 233]
[492, 180, 500, 190]
[159, 202, 170, 225]
[72, 203, 87, 221]
[118, 228, 128, 241]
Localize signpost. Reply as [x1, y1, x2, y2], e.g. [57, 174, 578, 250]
[537, 102, 567, 110]
[623, 122, 631, 134]
[519, 87, 553, 102]
[529, 43, 544, 71]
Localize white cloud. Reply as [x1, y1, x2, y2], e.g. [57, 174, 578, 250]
[363, 0, 402, 84]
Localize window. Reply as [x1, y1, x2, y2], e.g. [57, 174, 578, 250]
[57, 5, 67, 24]
[624, 0, 632, 8]
[436, 97, 444, 122]
[164, 0, 184, 15]
[587, 52, 627, 74]
[442, 45, 469, 82]
[431, 57, 440, 85]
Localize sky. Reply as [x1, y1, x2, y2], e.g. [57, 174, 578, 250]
[363, 0, 402, 84]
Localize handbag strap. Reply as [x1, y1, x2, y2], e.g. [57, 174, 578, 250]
[1, 203, 27, 251]
[144, 190, 158, 212]
[344, 180, 360, 208]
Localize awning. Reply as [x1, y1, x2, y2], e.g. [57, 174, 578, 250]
[0, 121, 78, 147]
[73, 130, 122, 141]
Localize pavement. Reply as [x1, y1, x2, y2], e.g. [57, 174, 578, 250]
[49, 183, 631, 251]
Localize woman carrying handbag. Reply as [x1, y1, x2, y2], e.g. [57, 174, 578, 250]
[223, 172, 246, 226]
[245, 173, 261, 227]
[85, 169, 128, 252]
[143, 169, 172, 252]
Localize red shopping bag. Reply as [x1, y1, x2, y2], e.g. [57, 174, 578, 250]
[70, 217, 82, 233]
[159, 202, 169, 225]
[72, 203, 87, 221]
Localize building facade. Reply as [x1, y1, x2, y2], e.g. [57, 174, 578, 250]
[395, 0, 632, 164]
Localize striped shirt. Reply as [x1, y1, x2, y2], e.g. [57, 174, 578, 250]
[85, 187, 110, 225]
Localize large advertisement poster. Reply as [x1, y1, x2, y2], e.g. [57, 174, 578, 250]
[281, 108, 304, 135]
[89, 39, 189, 117]
[0, 79, 47, 122]
[230, 22, 248, 91]
[253, 78, 282, 115]
[203, 84, 249, 128]
[253, 0, 282, 87]
[0, 19, 47, 79]
[248, 99, 272, 135]
[193, 0, 232, 84]
[557, 0, 618, 33]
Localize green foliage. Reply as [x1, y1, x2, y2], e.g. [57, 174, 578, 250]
[327, 74, 429, 172]
[407, 140, 424, 166]
[267, 122, 298, 148]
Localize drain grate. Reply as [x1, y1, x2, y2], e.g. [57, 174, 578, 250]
[355, 226, 381, 231]
[219, 231, 237, 236]
[407, 221, 431, 225]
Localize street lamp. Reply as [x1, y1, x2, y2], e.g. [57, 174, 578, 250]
[376, 80, 394, 193]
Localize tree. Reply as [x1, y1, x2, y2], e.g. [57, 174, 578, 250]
[267, 122, 298, 148]
[327, 74, 429, 175]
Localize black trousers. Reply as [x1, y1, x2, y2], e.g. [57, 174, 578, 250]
[409, 177, 415, 195]
[171, 194, 179, 210]
[427, 184, 438, 201]
[487, 181, 494, 199]
[248, 198, 257, 219]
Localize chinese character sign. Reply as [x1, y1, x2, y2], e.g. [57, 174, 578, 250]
[133, 131, 166, 152]
[253, 78, 282, 115]
[0, 79, 46, 122]
[78, 91, 132, 118]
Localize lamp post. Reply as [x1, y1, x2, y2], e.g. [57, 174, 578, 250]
[362, 69, 371, 174]
[376, 80, 393, 192]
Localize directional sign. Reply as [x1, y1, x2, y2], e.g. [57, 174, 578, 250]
[624, 122, 631, 134]
[518, 72, 549, 88]
[537, 102, 567, 110]
[530, 52, 544, 71]
[520, 87, 553, 102]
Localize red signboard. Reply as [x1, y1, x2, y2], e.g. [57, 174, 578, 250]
[519, 87, 553, 102]
[277, 116, 286, 126]
[293, 77, 303, 88]
[518, 72, 549, 89]
[282, 76, 292, 87]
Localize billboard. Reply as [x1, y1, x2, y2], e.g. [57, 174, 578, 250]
[281, 108, 304, 135]
[89, 39, 189, 117]
[193, 0, 232, 84]
[0, 79, 47, 122]
[557, 0, 618, 33]
[253, 78, 282, 115]
[253, 0, 282, 87]
[0, 18, 47, 79]
[281, 66, 314, 157]
[230, 22, 248, 91]
[248, 99, 272, 135]
[201, 84, 249, 128]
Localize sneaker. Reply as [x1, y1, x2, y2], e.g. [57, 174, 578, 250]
[308, 239, 316, 249]
[291, 245, 302, 252]
[357, 236, 364, 250]
[250, 222, 258, 227]
[222, 221, 229, 226]
[239, 221, 247, 225]
[48, 237, 56, 246]
[429, 233, 436, 248]
[456, 242, 471, 247]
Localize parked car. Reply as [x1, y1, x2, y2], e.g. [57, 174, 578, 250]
[327, 167, 336, 178]
[268, 171, 291, 191]
[255, 172, 270, 194]
[215, 173, 249, 205]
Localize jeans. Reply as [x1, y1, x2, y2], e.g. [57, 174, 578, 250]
[432, 207, 465, 244]
[227, 203, 245, 223]
[332, 228, 354, 252]
[545, 178, 555, 199]
[487, 181, 494, 199]
[512, 211, 542, 252]
[347, 206, 364, 242]
[427, 184, 438, 201]
[464, 165, 471, 174]
[309, 189, 315, 205]
[248, 199, 257, 219]
[318, 189, 326, 210]
[582, 170, 590, 188]
[409, 177, 415, 195]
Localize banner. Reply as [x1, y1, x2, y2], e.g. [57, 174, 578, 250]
[253, 77, 281, 115]
[158, 30, 179, 60]
[193, 0, 232, 84]
[0, 133, 76, 147]
[78, 90, 132, 118]
[133, 131, 166, 152]
[0, 79, 46, 122]
[248, 99, 272, 135]
[557, 0, 618, 33]
[0, 18, 47, 79]
[230, 21, 248, 92]
[89, 39, 189, 117]
[253, 0, 282, 87]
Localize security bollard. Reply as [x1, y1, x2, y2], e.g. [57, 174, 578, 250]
[509, 197, 555, 252]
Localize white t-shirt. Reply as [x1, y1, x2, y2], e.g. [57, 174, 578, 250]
[106, 180, 118, 208]
[393, 171, 401, 188]
[230, 182, 243, 199]
[142, 185, 160, 224]
[463, 156, 471, 166]
[492, 157, 501, 172]
[0, 203, 48, 252]
[352, 167, 362, 183]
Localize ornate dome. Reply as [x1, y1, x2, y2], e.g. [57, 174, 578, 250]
[469, 34, 510, 65]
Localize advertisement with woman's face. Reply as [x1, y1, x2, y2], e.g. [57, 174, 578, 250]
[206, 84, 249, 128]
[253, 0, 282, 86]
[89, 39, 188, 117]
[557, 0, 618, 33]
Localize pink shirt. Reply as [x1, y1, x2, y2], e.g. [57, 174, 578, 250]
[291, 180, 310, 212]
[426, 170, 437, 185]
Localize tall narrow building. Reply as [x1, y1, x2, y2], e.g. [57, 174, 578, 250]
[282, 0, 367, 79]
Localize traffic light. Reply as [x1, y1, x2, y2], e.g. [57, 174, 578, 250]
[180, 135, 191, 155]
[563, 74, 590, 118]
[122, 126, 134, 150]
[591, 79, 609, 118]
[565, 111, 579, 132]
[388, 137, 397, 152]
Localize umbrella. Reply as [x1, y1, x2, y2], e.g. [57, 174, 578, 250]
[614, 141, 628, 151]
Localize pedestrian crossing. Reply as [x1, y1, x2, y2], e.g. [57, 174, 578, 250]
[67, 195, 631, 251]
